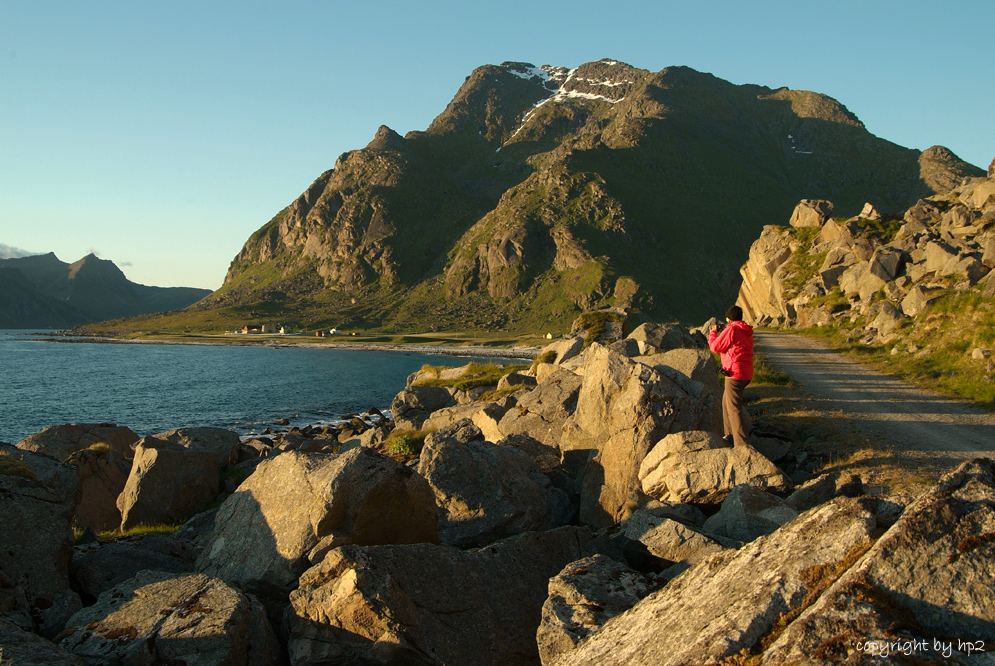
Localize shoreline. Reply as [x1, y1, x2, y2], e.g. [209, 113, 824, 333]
[29, 334, 540, 360]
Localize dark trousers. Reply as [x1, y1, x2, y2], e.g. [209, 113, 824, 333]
[723, 378, 752, 446]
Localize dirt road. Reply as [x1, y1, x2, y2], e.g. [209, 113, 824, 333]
[754, 332, 995, 461]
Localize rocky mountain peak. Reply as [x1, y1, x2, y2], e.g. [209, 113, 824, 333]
[366, 125, 406, 152]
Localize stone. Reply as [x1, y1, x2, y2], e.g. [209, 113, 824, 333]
[539, 336, 585, 365]
[537, 555, 655, 665]
[59, 571, 278, 666]
[737, 226, 793, 323]
[859, 202, 883, 221]
[69, 534, 197, 604]
[625, 322, 699, 355]
[867, 247, 905, 281]
[197, 448, 439, 600]
[785, 470, 863, 513]
[422, 401, 496, 434]
[418, 421, 570, 548]
[495, 433, 562, 474]
[868, 300, 903, 336]
[497, 366, 582, 449]
[639, 348, 723, 434]
[616, 510, 731, 572]
[941, 253, 990, 284]
[497, 371, 538, 390]
[16, 423, 138, 462]
[788, 199, 833, 227]
[838, 261, 886, 301]
[66, 446, 131, 532]
[606, 337, 640, 357]
[0, 444, 81, 637]
[391, 385, 457, 431]
[0, 619, 86, 666]
[901, 284, 940, 317]
[560, 346, 713, 527]
[923, 239, 959, 272]
[701, 484, 799, 543]
[980, 230, 995, 268]
[286, 526, 594, 666]
[749, 435, 791, 462]
[973, 348, 992, 360]
[117, 438, 220, 531]
[762, 459, 995, 663]
[550, 497, 877, 666]
[638, 431, 791, 505]
[139, 427, 241, 467]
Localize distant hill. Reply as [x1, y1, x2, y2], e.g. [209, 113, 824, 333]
[104, 60, 986, 334]
[0, 253, 211, 328]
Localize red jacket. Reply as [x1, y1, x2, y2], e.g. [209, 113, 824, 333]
[708, 320, 754, 380]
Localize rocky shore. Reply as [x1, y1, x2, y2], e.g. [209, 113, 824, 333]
[1, 318, 993, 665]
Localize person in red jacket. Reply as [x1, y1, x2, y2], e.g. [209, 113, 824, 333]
[708, 305, 754, 446]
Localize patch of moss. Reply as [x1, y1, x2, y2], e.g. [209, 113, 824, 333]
[384, 429, 433, 458]
[413, 362, 529, 391]
[0, 452, 37, 480]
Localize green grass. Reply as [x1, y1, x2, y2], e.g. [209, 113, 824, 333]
[413, 362, 529, 391]
[751, 352, 794, 387]
[74, 523, 182, 544]
[384, 429, 433, 458]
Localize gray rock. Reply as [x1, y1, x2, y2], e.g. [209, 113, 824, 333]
[868, 247, 905, 281]
[60, 571, 278, 666]
[537, 555, 655, 665]
[495, 433, 562, 474]
[901, 284, 941, 316]
[0, 619, 85, 666]
[140, 427, 241, 467]
[0, 444, 81, 637]
[606, 337, 640, 357]
[549, 497, 878, 666]
[497, 366, 581, 449]
[788, 199, 833, 227]
[497, 371, 538, 390]
[617, 510, 732, 571]
[638, 431, 791, 505]
[390, 385, 457, 431]
[625, 322, 699, 355]
[197, 448, 439, 598]
[786, 470, 863, 513]
[116, 439, 220, 531]
[70, 534, 197, 602]
[418, 421, 570, 548]
[539, 336, 585, 365]
[701, 484, 799, 542]
[859, 202, 883, 221]
[749, 435, 791, 462]
[66, 447, 131, 532]
[286, 526, 594, 666]
[16, 423, 138, 462]
[762, 459, 995, 663]
[639, 348, 723, 434]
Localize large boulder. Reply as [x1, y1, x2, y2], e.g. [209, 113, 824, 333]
[0, 619, 85, 666]
[615, 510, 732, 574]
[497, 366, 582, 449]
[139, 427, 241, 467]
[286, 526, 594, 666]
[0, 444, 81, 637]
[762, 459, 995, 663]
[59, 571, 278, 666]
[625, 322, 699, 355]
[70, 534, 197, 603]
[788, 199, 834, 227]
[390, 385, 457, 431]
[66, 447, 131, 533]
[639, 348, 723, 434]
[560, 346, 713, 527]
[197, 448, 439, 600]
[549, 497, 878, 666]
[116, 439, 220, 531]
[16, 423, 138, 462]
[701, 484, 799, 543]
[638, 431, 791, 505]
[418, 421, 570, 548]
[537, 555, 656, 665]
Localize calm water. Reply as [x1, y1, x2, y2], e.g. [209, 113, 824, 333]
[0, 331, 517, 444]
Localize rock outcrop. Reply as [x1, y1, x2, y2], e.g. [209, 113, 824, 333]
[286, 526, 594, 666]
[197, 448, 439, 601]
[16, 423, 137, 462]
[0, 444, 81, 637]
[59, 571, 278, 666]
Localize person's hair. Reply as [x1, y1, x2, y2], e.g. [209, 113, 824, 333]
[725, 305, 743, 322]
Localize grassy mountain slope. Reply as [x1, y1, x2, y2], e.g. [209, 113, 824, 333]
[92, 60, 982, 335]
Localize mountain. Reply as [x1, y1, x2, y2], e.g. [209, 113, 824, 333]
[184, 61, 985, 332]
[0, 253, 212, 328]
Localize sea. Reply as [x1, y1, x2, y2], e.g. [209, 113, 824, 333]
[0, 331, 523, 444]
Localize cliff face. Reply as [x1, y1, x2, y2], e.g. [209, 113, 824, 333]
[210, 60, 982, 331]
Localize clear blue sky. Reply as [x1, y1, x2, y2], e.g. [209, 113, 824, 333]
[2, 0, 992, 290]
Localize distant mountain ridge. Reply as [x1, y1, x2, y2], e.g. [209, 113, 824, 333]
[0, 252, 211, 328]
[139, 60, 986, 332]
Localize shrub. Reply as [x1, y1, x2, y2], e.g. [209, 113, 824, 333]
[385, 429, 433, 457]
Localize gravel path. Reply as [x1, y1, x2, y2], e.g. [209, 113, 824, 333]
[754, 332, 995, 460]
